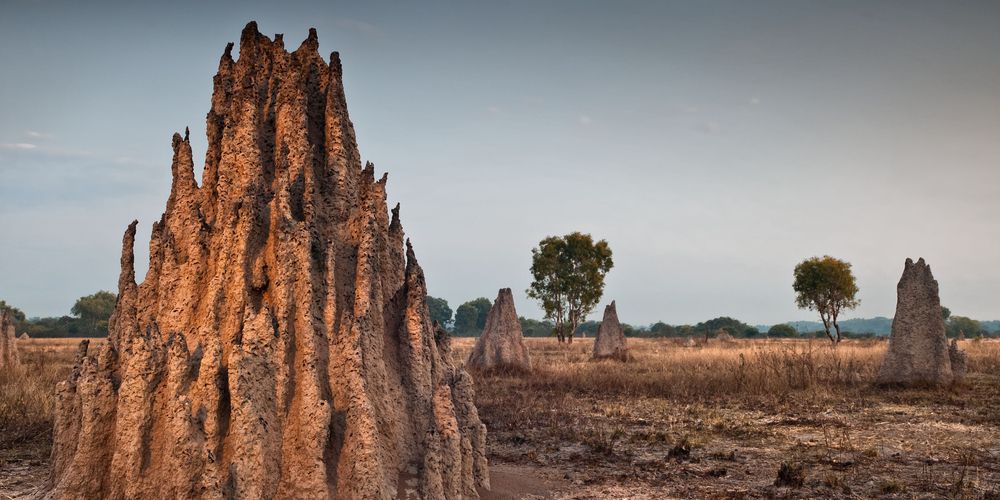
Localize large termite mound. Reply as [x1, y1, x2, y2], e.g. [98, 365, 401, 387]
[876, 258, 962, 386]
[467, 289, 531, 372]
[0, 308, 19, 369]
[592, 301, 629, 361]
[47, 22, 489, 499]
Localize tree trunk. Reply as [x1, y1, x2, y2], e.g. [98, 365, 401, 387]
[832, 312, 842, 344]
[820, 311, 835, 344]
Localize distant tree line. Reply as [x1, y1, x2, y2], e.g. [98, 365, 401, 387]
[428, 294, 1000, 340]
[0, 291, 116, 338]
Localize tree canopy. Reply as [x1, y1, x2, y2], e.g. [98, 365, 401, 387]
[0, 300, 26, 325]
[767, 324, 798, 338]
[8, 291, 118, 338]
[426, 296, 453, 328]
[453, 297, 492, 336]
[792, 256, 859, 344]
[72, 291, 116, 323]
[946, 316, 982, 338]
[694, 316, 759, 338]
[527, 232, 613, 343]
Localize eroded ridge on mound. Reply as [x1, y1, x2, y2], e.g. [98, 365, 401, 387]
[467, 289, 531, 372]
[47, 22, 488, 499]
[877, 257, 963, 386]
[0, 308, 19, 368]
[593, 301, 628, 361]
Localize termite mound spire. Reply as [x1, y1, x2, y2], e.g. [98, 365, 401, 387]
[47, 22, 489, 499]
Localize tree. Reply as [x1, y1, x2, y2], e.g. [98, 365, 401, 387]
[527, 232, 613, 343]
[767, 324, 798, 338]
[0, 300, 26, 325]
[946, 316, 982, 339]
[426, 296, 453, 329]
[694, 316, 757, 338]
[649, 321, 678, 337]
[792, 256, 859, 344]
[519, 317, 555, 337]
[453, 297, 491, 336]
[71, 291, 116, 337]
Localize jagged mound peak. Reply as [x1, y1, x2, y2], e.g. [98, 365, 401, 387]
[0, 308, 19, 369]
[593, 301, 629, 361]
[47, 22, 489, 499]
[877, 258, 962, 386]
[467, 288, 531, 372]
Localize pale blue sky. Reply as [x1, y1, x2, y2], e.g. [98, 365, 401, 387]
[1, 0, 998, 325]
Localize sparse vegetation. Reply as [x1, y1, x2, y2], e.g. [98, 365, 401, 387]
[775, 462, 806, 488]
[5, 336, 1000, 497]
[454, 337, 1000, 497]
[0, 337, 97, 495]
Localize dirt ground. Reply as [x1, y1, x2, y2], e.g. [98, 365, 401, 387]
[3, 337, 999, 499]
[456, 337, 1000, 499]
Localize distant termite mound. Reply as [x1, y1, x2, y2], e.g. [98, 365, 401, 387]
[467, 288, 531, 372]
[592, 301, 629, 361]
[18, 332, 29, 341]
[949, 338, 967, 382]
[0, 309, 19, 368]
[46, 22, 488, 499]
[876, 258, 964, 386]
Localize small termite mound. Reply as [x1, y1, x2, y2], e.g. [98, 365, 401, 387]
[592, 301, 629, 361]
[467, 288, 532, 373]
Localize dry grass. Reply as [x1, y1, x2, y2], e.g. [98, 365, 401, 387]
[3, 336, 999, 498]
[453, 337, 1000, 498]
[0, 339, 98, 461]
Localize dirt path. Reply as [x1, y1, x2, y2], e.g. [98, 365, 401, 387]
[0, 457, 47, 500]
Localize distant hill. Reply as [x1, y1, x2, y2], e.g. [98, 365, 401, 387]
[758, 317, 893, 336]
[760, 317, 1000, 336]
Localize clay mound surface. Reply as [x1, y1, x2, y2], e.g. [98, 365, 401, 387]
[592, 301, 629, 361]
[467, 289, 531, 372]
[877, 258, 962, 386]
[949, 338, 967, 382]
[18, 332, 29, 341]
[46, 22, 488, 499]
[0, 308, 19, 368]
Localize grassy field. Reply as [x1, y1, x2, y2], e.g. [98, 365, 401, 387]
[2, 336, 999, 498]
[0, 338, 104, 497]
[454, 337, 1000, 498]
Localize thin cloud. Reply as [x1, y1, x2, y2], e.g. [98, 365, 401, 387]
[0, 143, 94, 158]
[699, 121, 721, 134]
[333, 18, 384, 39]
[25, 130, 50, 139]
[487, 105, 501, 114]
[0, 143, 38, 150]
[579, 115, 593, 126]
